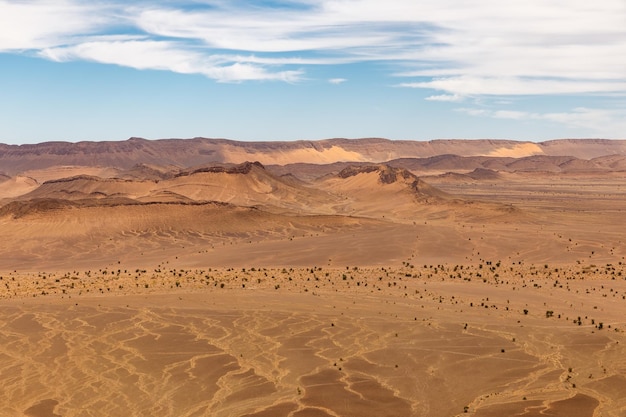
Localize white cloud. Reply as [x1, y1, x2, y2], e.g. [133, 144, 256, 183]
[1, 0, 625, 91]
[134, 7, 395, 53]
[456, 108, 489, 117]
[492, 110, 528, 120]
[0, 0, 111, 50]
[401, 76, 626, 96]
[540, 108, 626, 136]
[425, 94, 463, 102]
[457, 106, 626, 138]
[328, 78, 347, 84]
[40, 40, 303, 82]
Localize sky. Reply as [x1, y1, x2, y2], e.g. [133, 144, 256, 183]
[1, 0, 625, 145]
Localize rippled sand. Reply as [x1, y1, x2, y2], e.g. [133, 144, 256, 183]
[2, 266, 626, 416]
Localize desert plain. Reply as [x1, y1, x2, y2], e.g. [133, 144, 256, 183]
[1, 137, 626, 416]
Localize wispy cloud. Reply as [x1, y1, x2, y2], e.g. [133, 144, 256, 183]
[401, 76, 626, 96]
[425, 94, 463, 102]
[1, 0, 625, 94]
[328, 78, 347, 85]
[0, 0, 112, 50]
[457, 107, 626, 138]
[40, 40, 303, 82]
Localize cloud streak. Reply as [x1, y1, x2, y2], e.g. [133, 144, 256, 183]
[40, 40, 302, 82]
[457, 107, 626, 137]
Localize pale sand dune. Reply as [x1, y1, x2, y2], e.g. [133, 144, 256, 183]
[486, 142, 544, 158]
[219, 144, 370, 165]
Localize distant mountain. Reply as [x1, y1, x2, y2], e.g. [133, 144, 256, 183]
[1, 137, 625, 175]
[4, 137, 624, 270]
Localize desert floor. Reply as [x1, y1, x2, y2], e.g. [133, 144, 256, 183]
[1, 264, 626, 417]
[2, 173, 626, 416]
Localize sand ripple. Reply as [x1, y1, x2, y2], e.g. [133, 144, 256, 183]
[1, 268, 625, 416]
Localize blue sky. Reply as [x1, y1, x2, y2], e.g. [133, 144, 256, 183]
[1, 0, 625, 145]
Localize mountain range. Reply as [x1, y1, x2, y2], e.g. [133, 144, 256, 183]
[2, 137, 626, 175]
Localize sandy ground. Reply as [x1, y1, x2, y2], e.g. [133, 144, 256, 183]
[1, 265, 625, 416]
[2, 169, 626, 416]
